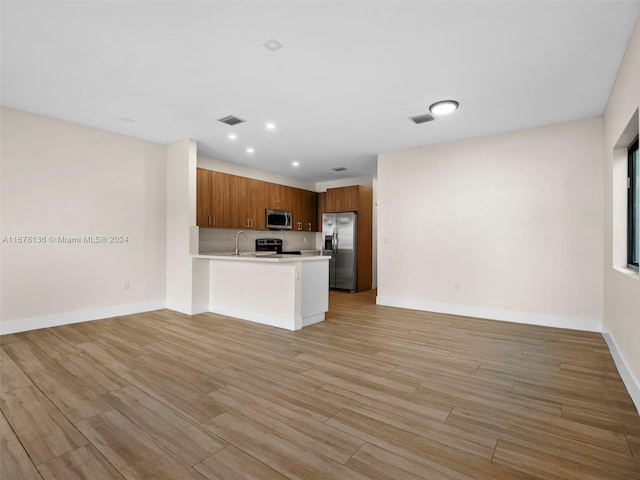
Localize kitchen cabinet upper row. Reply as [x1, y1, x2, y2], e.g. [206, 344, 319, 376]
[324, 185, 360, 213]
[196, 168, 318, 231]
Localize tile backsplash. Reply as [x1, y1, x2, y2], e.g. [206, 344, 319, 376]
[199, 228, 321, 254]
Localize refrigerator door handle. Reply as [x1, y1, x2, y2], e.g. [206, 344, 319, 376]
[333, 228, 338, 254]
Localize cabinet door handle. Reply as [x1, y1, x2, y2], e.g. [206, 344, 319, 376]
[213, 216, 215, 227]
[250, 218, 254, 228]
[308, 222, 312, 231]
[208, 216, 212, 226]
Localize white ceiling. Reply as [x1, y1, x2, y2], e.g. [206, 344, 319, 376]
[2, 1, 639, 182]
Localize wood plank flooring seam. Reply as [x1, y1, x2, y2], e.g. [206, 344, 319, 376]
[341, 439, 369, 465]
[1, 408, 43, 470]
[0, 384, 91, 466]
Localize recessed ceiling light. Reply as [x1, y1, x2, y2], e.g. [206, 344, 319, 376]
[292, 161, 300, 167]
[228, 134, 237, 140]
[266, 123, 276, 130]
[262, 38, 283, 52]
[429, 100, 459, 116]
[246, 147, 254, 154]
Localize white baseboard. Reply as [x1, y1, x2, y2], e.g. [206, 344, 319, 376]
[209, 303, 324, 331]
[0, 300, 166, 335]
[376, 295, 640, 412]
[165, 300, 209, 315]
[302, 313, 325, 328]
[375, 296, 602, 332]
[602, 324, 640, 414]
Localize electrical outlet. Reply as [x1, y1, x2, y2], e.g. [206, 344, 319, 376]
[123, 281, 130, 290]
[454, 283, 460, 291]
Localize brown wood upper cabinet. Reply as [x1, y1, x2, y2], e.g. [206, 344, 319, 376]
[197, 168, 318, 231]
[317, 191, 326, 229]
[325, 185, 359, 212]
[269, 184, 291, 211]
[291, 188, 318, 231]
[197, 168, 229, 228]
[232, 176, 268, 230]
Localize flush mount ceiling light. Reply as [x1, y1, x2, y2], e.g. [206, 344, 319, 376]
[429, 100, 459, 116]
[266, 122, 276, 130]
[246, 147, 255, 154]
[262, 38, 283, 52]
[228, 134, 237, 140]
[291, 161, 300, 167]
[121, 117, 135, 123]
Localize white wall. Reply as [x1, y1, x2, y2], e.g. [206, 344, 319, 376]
[602, 19, 640, 407]
[315, 176, 374, 192]
[198, 155, 316, 191]
[377, 117, 604, 331]
[0, 107, 167, 332]
[166, 139, 210, 314]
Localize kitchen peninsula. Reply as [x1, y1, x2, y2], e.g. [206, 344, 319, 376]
[194, 253, 329, 331]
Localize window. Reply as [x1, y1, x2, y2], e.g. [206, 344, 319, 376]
[629, 136, 639, 270]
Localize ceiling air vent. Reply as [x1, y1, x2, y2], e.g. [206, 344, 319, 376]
[218, 115, 246, 126]
[410, 113, 435, 124]
[331, 167, 347, 172]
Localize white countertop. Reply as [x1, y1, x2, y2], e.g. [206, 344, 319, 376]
[194, 252, 329, 262]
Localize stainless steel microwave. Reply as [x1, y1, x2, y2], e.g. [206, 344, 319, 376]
[266, 209, 292, 230]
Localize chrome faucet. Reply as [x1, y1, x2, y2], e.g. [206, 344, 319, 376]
[234, 231, 248, 255]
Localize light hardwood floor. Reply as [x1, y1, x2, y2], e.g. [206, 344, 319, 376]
[2, 290, 640, 479]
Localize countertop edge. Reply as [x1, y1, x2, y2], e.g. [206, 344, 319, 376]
[193, 254, 330, 263]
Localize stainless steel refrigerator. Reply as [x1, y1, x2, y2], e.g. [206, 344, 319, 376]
[322, 212, 357, 292]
